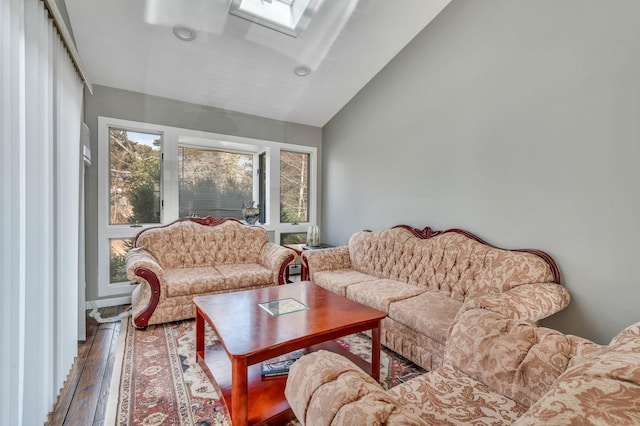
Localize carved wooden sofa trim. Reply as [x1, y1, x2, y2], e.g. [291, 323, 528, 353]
[392, 224, 561, 282]
[126, 216, 296, 328]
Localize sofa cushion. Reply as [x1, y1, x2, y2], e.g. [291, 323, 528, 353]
[215, 263, 273, 290]
[610, 320, 640, 346]
[136, 223, 186, 268]
[445, 309, 589, 408]
[207, 221, 268, 264]
[388, 292, 463, 345]
[164, 267, 225, 297]
[346, 280, 425, 313]
[387, 364, 527, 425]
[313, 269, 378, 296]
[136, 220, 268, 268]
[402, 233, 478, 299]
[466, 249, 555, 299]
[349, 228, 414, 279]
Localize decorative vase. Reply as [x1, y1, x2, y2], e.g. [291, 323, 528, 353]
[241, 201, 260, 225]
[306, 225, 320, 246]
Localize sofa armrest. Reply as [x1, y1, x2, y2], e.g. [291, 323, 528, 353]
[463, 283, 570, 323]
[258, 242, 296, 285]
[302, 246, 351, 280]
[285, 350, 425, 426]
[125, 248, 166, 328]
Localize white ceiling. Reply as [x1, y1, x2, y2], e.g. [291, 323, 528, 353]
[65, 0, 451, 127]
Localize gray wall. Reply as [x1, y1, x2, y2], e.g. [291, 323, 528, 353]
[84, 84, 322, 301]
[322, 0, 640, 344]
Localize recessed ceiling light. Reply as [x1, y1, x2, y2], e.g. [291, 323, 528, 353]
[173, 25, 197, 42]
[293, 65, 311, 77]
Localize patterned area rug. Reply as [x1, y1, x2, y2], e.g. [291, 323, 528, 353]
[105, 317, 426, 425]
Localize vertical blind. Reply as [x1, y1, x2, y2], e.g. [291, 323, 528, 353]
[1, 0, 85, 424]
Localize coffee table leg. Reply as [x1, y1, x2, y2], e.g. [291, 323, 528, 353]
[371, 322, 381, 382]
[231, 358, 249, 425]
[195, 308, 204, 359]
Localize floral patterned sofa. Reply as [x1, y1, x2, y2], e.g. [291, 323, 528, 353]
[285, 307, 640, 425]
[125, 217, 295, 328]
[302, 225, 570, 370]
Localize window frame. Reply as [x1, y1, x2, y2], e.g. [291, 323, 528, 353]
[97, 116, 318, 298]
[98, 120, 166, 297]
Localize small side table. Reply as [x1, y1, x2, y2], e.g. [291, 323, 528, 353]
[284, 244, 305, 282]
[285, 243, 334, 281]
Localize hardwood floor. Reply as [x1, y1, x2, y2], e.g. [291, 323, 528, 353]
[47, 306, 127, 426]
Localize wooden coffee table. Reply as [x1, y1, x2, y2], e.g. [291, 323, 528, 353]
[194, 281, 386, 426]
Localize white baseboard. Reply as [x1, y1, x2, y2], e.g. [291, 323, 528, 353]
[85, 295, 132, 310]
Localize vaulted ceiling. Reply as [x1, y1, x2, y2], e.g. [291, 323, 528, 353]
[65, 0, 451, 127]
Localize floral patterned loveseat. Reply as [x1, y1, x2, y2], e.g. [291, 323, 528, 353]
[302, 225, 571, 370]
[285, 307, 640, 425]
[125, 217, 295, 328]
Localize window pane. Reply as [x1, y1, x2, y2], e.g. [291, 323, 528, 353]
[109, 128, 161, 225]
[110, 238, 133, 283]
[280, 150, 309, 223]
[280, 232, 307, 245]
[179, 146, 253, 220]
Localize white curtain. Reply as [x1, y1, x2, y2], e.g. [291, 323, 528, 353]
[1, 0, 84, 423]
[53, 10, 83, 399]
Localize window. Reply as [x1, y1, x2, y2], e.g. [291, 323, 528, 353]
[280, 150, 310, 223]
[110, 238, 133, 283]
[99, 123, 165, 296]
[178, 146, 253, 219]
[98, 117, 317, 297]
[109, 128, 161, 225]
[229, 0, 314, 37]
[280, 232, 307, 245]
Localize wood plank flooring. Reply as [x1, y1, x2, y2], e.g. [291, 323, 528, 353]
[47, 306, 126, 426]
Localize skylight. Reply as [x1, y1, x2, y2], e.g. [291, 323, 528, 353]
[229, 0, 314, 37]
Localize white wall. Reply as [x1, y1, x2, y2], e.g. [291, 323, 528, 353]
[322, 0, 640, 344]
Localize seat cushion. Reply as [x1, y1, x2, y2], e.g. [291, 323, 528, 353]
[215, 263, 273, 290]
[388, 292, 462, 344]
[388, 364, 527, 425]
[164, 267, 225, 297]
[313, 269, 378, 296]
[346, 280, 426, 313]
